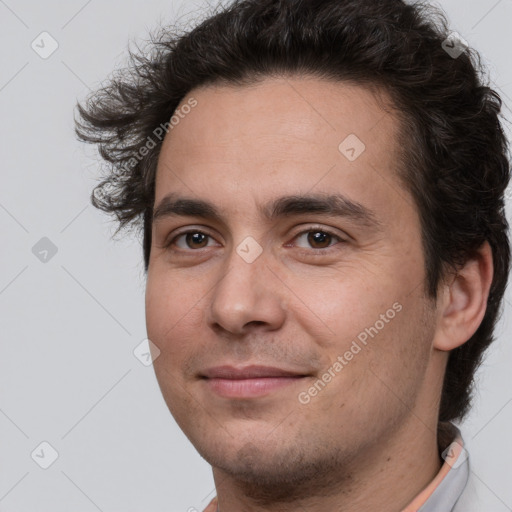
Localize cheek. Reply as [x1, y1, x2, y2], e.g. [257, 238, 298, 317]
[292, 272, 399, 351]
[145, 270, 205, 360]
[307, 301, 432, 438]
[355, 298, 434, 400]
[298, 272, 425, 398]
[145, 271, 206, 420]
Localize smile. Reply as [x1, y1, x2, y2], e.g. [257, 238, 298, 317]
[200, 365, 310, 398]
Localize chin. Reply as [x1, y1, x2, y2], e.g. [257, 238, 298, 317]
[198, 438, 350, 505]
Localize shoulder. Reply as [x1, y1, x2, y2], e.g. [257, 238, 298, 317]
[453, 462, 509, 512]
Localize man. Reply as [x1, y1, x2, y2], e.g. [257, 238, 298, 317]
[75, 0, 511, 510]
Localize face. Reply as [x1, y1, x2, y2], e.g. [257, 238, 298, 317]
[145, 76, 440, 489]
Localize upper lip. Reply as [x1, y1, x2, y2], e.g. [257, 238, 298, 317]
[200, 365, 309, 379]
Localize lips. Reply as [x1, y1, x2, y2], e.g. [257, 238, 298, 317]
[200, 365, 310, 398]
[201, 365, 307, 379]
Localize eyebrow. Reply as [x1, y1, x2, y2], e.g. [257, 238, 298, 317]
[152, 193, 382, 230]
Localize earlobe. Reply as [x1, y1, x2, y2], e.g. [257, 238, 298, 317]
[433, 241, 494, 352]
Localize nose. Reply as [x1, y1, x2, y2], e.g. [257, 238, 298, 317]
[207, 242, 287, 336]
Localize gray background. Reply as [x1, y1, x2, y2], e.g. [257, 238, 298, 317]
[0, 0, 511, 510]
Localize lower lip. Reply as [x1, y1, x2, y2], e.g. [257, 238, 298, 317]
[204, 376, 306, 398]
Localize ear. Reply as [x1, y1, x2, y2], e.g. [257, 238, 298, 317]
[433, 241, 494, 351]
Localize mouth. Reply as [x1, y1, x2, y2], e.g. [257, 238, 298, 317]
[199, 365, 311, 398]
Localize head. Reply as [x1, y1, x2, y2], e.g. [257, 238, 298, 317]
[75, 0, 510, 495]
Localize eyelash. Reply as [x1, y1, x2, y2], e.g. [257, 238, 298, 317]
[164, 226, 347, 255]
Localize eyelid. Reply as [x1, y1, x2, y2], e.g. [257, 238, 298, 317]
[287, 225, 349, 246]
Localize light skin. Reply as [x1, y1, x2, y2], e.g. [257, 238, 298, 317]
[144, 76, 493, 512]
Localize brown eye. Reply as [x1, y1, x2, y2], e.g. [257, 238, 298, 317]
[293, 229, 343, 250]
[169, 231, 216, 250]
[185, 232, 209, 248]
[307, 231, 333, 249]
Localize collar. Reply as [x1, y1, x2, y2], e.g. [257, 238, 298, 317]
[404, 422, 469, 512]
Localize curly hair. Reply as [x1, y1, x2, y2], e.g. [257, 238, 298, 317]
[75, 0, 511, 423]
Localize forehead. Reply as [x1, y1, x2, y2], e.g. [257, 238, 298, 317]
[154, 76, 411, 228]
[160, 76, 399, 160]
